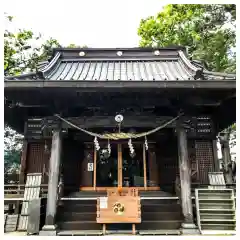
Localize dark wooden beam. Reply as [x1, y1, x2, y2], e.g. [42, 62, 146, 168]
[19, 138, 28, 184]
[4, 79, 236, 90]
[5, 88, 233, 110]
[61, 116, 177, 129]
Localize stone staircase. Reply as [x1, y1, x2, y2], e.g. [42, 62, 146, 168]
[195, 189, 236, 235]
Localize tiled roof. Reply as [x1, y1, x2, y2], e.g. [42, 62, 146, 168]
[4, 47, 236, 81]
[45, 60, 194, 81]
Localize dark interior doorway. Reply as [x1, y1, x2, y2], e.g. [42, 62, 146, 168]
[96, 144, 118, 187]
[122, 144, 146, 187]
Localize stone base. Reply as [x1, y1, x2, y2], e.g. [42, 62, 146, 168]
[181, 223, 200, 235]
[39, 225, 57, 236]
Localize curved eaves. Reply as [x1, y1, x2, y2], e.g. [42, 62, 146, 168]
[178, 50, 203, 80]
[4, 72, 38, 81]
[39, 52, 61, 78]
[203, 70, 236, 80]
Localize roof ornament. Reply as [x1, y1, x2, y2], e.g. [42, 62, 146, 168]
[79, 51, 85, 57]
[115, 114, 124, 123]
[154, 50, 160, 56]
[117, 51, 123, 56]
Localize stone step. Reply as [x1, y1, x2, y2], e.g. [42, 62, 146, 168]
[142, 212, 182, 221]
[141, 199, 179, 205]
[59, 202, 181, 213]
[59, 204, 96, 213]
[136, 220, 182, 230]
[58, 211, 182, 222]
[200, 209, 235, 213]
[59, 200, 96, 206]
[201, 223, 235, 231]
[105, 223, 132, 231]
[200, 213, 235, 220]
[200, 219, 235, 223]
[58, 220, 182, 231]
[139, 229, 181, 235]
[57, 230, 103, 236]
[142, 204, 181, 212]
[199, 199, 233, 203]
[58, 212, 96, 221]
[198, 193, 232, 200]
[199, 203, 234, 210]
[58, 221, 102, 231]
[197, 189, 233, 194]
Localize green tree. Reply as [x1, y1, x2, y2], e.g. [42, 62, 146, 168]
[4, 15, 62, 181]
[67, 43, 88, 48]
[138, 4, 236, 157]
[4, 126, 23, 183]
[4, 14, 86, 181]
[4, 14, 61, 76]
[138, 4, 236, 73]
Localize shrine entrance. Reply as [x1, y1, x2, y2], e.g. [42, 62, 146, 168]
[83, 142, 160, 191]
[95, 143, 147, 189]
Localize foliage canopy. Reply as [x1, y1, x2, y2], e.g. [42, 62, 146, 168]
[138, 4, 236, 73]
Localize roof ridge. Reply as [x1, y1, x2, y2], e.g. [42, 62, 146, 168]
[52, 46, 186, 52]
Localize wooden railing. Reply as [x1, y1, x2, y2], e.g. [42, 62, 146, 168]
[4, 184, 49, 199]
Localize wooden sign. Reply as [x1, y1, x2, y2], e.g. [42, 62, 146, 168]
[96, 188, 141, 224]
[87, 163, 93, 171]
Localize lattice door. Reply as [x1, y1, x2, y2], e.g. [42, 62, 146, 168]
[195, 140, 214, 184]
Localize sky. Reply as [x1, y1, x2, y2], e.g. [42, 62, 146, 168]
[4, 0, 165, 47]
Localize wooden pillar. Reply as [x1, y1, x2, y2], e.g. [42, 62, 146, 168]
[143, 144, 147, 189]
[177, 123, 198, 233]
[19, 141, 28, 184]
[41, 128, 62, 235]
[93, 147, 97, 189]
[118, 144, 122, 187]
[148, 146, 159, 187]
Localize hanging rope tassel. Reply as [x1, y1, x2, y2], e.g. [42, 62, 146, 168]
[107, 139, 111, 156]
[94, 137, 100, 151]
[145, 136, 148, 150]
[128, 138, 135, 157]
